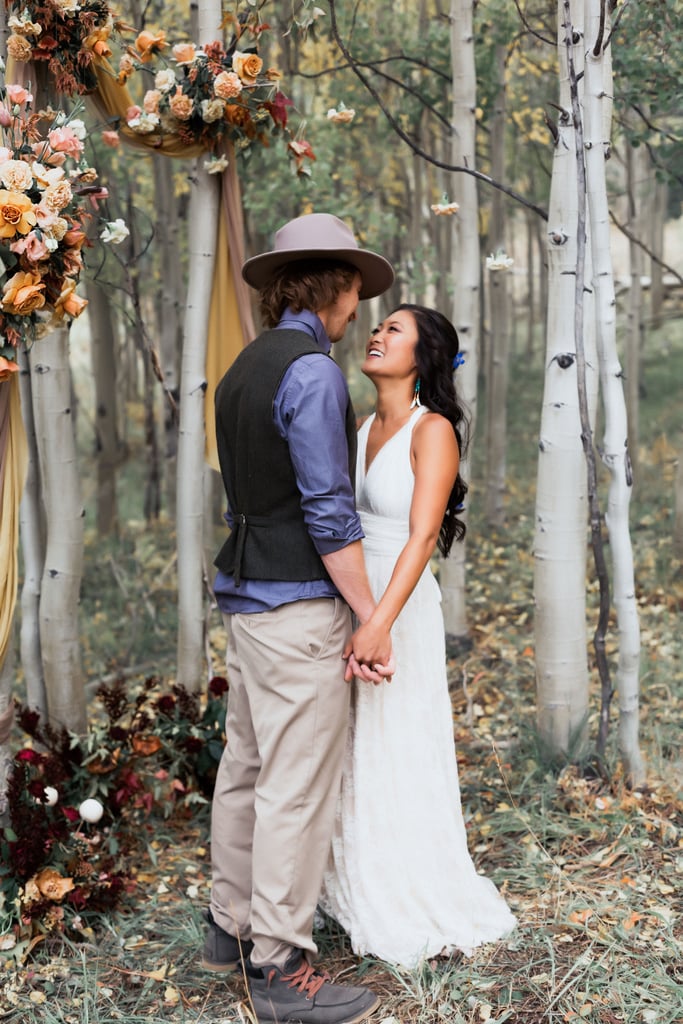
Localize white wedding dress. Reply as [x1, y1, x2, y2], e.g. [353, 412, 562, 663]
[321, 407, 516, 967]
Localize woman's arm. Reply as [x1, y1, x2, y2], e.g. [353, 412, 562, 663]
[344, 413, 460, 662]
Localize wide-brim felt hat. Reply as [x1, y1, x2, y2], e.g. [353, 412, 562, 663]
[241, 213, 394, 300]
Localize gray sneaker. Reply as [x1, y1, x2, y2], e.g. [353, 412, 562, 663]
[201, 908, 253, 972]
[247, 950, 380, 1024]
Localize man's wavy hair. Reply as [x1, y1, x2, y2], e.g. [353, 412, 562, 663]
[258, 258, 359, 328]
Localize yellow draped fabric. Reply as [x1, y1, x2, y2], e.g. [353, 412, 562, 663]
[0, 375, 28, 671]
[0, 51, 255, 666]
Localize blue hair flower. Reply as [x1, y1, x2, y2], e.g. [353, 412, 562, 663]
[453, 353, 465, 369]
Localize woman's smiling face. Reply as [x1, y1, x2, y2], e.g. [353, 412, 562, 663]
[361, 308, 419, 382]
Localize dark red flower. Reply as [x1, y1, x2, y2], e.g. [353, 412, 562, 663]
[208, 676, 229, 697]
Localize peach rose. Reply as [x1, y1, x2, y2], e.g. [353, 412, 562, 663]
[10, 231, 50, 262]
[5, 85, 32, 106]
[172, 42, 197, 64]
[0, 190, 36, 237]
[101, 130, 120, 148]
[1, 270, 46, 314]
[169, 88, 193, 121]
[0, 159, 34, 192]
[135, 29, 167, 63]
[0, 356, 20, 382]
[47, 127, 84, 158]
[214, 70, 243, 100]
[232, 51, 263, 84]
[53, 278, 87, 320]
[143, 90, 162, 115]
[6, 34, 34, 62]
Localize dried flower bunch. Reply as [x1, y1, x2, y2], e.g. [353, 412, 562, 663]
[0, 676, 228, 942]
[0, 77, 117, 369]
[6, 0, 114, 96]
[120, 17, 315, 172]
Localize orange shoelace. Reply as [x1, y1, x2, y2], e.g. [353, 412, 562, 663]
[278, 960, 330, 999]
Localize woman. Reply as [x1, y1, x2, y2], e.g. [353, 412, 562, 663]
[321, 304, 516, 967]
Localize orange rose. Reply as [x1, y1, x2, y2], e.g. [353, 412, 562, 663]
[1, 270, 46, 314]
[34, 868, 75, 902]
[135, 29, 167, 63]
[0, 356, 20, 382]
[53, 278, 88, 320]
[232, 51, 263, 84]
[0, 190, 37, 238]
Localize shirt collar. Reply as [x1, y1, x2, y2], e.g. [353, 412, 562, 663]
[275, 306, 331, 355]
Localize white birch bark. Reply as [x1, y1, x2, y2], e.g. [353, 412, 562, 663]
[86, 282, 122, 536]
[624, 134, 647, 485]
[440, 0, 479, 644]
[484, 45, 510, 529]
[17, 347, 47, 718]
[30, 330, 86, 734]
[534, 1, 594, 756]
[175, 0, 222, 690]
[583, 1, 644, 783]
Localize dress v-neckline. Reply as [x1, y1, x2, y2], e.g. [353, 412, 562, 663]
[363, 409, 422, 478]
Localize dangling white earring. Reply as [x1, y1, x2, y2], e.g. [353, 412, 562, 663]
[410, 377, 422, 409]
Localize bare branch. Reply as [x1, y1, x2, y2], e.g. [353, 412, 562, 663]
[609, 211, 683, 286]
[327, 0, 549, 221]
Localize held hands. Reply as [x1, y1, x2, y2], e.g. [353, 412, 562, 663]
[342, 618, 395, 685]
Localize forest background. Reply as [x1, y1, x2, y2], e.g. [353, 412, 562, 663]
[0, 0, 681, 1022]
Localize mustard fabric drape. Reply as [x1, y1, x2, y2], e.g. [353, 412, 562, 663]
[0, 51, 256, 666]
[0, 375, 28, 671]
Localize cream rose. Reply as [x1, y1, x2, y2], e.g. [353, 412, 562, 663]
[43, 180, 73, 212]
[0, 159, 34, 192]
[143, 90, 162, 115]
[201, 98, 225, 124]
[155, 68, 176, 93]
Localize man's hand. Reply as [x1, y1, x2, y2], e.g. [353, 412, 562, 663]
[343, 619, 395, 684]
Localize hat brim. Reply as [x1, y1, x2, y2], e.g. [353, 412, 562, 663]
[242, 247, 395, 300]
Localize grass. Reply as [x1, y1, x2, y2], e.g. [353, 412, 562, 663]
[2, 314, 682, 1022]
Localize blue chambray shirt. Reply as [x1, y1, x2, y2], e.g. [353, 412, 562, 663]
[213, 308, 364, 614]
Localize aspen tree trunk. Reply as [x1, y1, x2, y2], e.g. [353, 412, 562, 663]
[440, 0, 479, 646]
[176, 0, 223, 690]
[484, 45, 510, 529]
[17, 348, 47, 718]
[649, 177, 667, 329]
[624, 135, 647, 483]
[87, 282, 122, 536]
[583, 0, 644, 783]
[30, 331, 86, 733]
[534, 1, 593, 757]
[153, 153, 183, 518]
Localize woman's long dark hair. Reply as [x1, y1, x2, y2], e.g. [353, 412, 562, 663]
[395, 303, 469, 556]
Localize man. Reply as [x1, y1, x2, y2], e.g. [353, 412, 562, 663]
[204, 213, 395, 1024]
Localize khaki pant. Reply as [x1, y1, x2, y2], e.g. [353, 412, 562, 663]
[209, 597, 352, 968]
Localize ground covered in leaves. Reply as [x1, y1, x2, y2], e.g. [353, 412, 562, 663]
[1, 323, 682, 1022]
